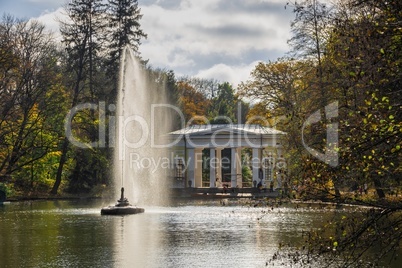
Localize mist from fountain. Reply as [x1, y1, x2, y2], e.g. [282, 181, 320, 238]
[113, 46, 172, 206]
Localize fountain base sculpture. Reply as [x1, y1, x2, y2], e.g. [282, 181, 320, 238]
[101, 187, 145, 215]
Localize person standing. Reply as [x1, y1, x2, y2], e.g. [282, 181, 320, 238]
[216, 177, 222, 188]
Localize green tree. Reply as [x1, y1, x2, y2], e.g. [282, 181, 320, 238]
[0, 16, 64, 194]
[209, 82, 237, 124]
[106, 0, 147, 69]
[326, 0, 402, 199]
[270, 0, 402, 266]
[53, 0, 107, 195]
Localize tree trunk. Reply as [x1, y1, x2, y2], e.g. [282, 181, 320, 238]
[373, 178, 385, 199]
[334, 186, 341, 199]
[50, 138, 69, 195]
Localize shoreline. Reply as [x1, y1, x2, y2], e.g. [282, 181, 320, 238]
[2, 195, 392, 211]
[2, 195, 103, 203]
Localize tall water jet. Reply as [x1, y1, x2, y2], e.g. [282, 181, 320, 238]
[101, 46, 172, 215]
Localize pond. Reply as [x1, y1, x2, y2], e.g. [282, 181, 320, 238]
[0, 199, 400, 267]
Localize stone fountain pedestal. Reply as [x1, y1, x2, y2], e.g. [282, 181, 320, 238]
[101, 187, 145, 215]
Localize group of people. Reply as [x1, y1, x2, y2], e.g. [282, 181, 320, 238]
[352, 182, 368, 195]
[360, 183, 369, 195]
[253, 178, 274, 192]
[214, 168, 276, 192]
[216, 177, 275, 192]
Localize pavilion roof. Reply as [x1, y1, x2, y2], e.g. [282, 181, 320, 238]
[169, 124, 286, 136]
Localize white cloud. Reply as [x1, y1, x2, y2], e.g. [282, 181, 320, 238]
[32, 7, 65, 40]
[28, 0, 63, 3]
[195, 61, 259, 89]
[139, 0, 292, 84]
[142, 2, 287, 56]
[31, 0, 294, 86]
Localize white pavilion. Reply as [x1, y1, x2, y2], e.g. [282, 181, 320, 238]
[168, 124, 287, 190]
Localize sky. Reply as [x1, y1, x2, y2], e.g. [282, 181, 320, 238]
[0, 0, 294, 87]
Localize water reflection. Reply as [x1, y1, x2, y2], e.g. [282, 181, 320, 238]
[0, 201, 113, 267]
[112, 212, 162, 267]
[0, 200, 401, 267]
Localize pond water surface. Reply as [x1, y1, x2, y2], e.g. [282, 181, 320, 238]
[0, 199, 400, 267]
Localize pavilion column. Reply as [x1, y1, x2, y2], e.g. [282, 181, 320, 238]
[231, 147, 240, 188]
[236, 147, 242, 187]
[252, 148, 261, 187]
[277, 149, 282, 158]
[209, 148, 216, 187]
[276, 148, 284, 188]
[187, 148, 195, 187]
[262, 149, 273, 187]
[194, 148, 203, 188]
[216, 148, 222, 185]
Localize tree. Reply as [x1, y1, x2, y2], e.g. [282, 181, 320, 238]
[288, 0, 334, 105]
[52, 0, 107, 195]
[209, 82, 237, 124]
[0, 16, 66, 193]
[238, 59, 314, 118]
[269, 0, 402, 265]
[179, 76, 221, 99]
[323, 0, 402, 198]
[106, 0, 147, 70]
[176, 81, 211, 124]
[238, 59, 318, 185]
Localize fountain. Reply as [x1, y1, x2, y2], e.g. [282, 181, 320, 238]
[101, 187, 144, 215]
[101, 46, 171, 215]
